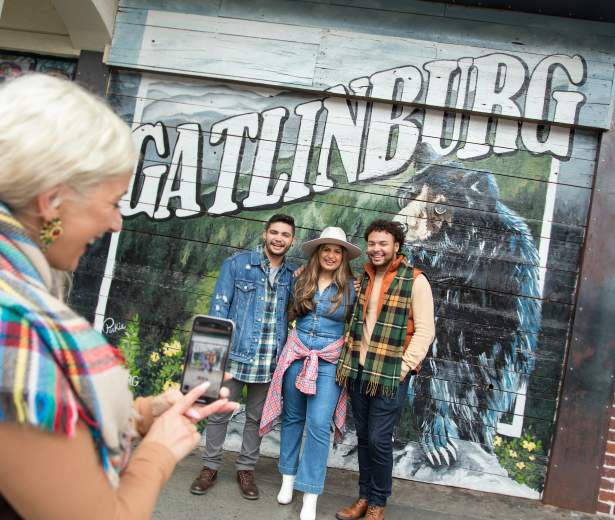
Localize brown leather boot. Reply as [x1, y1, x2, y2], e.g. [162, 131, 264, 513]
[237, 470, 260, 500]
[365, 505, 385, 519]
[189, 467, 217, 495]
[335, 497, 369, 520]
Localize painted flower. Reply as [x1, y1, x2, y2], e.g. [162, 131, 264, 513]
[508, 449, 518, 458]
[515, 462, 526, 470]
[163, 380, 179, 391]
[528, 455, 536, 461]
[493, 436, 502, 447]
[150, 351, 160, 363]
[162, 340, 182, 357]
[521, 439, 537, 452]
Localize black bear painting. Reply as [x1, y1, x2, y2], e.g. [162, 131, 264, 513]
[393, 147, 542, 467]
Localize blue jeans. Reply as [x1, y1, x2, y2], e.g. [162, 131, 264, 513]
[278, 358, 341, 494]
[349, 367, 410, 507]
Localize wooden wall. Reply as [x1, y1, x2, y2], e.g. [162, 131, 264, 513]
[69, 0, 615, 500]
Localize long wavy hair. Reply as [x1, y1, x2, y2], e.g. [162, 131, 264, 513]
[291, 244, 354, 318]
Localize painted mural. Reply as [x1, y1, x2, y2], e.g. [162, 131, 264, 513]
[66, 43, 595, 498]
[0, 52, 76, 81]
[64, 0, 615, 502]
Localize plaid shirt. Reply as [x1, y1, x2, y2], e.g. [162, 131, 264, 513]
[259, 329, 347, 442]
[228, 249, 280, 383]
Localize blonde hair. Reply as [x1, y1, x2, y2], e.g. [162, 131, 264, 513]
[0, 73, 137, 211]
[291, 244, 354, 318]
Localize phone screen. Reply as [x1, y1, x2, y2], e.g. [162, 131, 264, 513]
[181, 316, 232, 402]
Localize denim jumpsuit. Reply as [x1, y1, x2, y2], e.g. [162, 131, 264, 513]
[278, 283, 356, 494]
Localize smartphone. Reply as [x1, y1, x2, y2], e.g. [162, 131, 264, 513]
[180, 315, 233, 404]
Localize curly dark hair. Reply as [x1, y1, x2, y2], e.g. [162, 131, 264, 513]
[265, 213, 295, 235]
[364, 219, 405, 250]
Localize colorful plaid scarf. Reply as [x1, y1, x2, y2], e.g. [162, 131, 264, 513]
[336, 257, 415, 398]
[0, 203, 135, 488]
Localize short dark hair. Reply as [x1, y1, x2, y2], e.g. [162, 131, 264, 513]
[266, 213, 295, 235]
[364, 219, 405, 250]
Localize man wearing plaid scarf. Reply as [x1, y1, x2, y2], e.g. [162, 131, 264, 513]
[336, 219, 435, 520]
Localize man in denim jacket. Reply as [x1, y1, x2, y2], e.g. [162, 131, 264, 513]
[190, 214, 297, 500]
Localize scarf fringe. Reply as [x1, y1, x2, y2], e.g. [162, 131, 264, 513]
[337, 367, 401, 398]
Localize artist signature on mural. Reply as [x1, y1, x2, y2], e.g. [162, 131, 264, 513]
[103, 317, 126, 334]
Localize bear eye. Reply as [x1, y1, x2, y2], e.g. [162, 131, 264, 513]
[434, 205, 447, 215]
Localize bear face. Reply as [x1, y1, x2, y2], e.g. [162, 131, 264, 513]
[395, 161, 540, 295]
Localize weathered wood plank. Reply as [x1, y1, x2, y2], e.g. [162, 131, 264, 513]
[218, 0, 615, 61]
[111, 10, 320, 86]
[108, 3, 615, 128]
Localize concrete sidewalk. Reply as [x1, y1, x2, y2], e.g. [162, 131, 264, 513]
[154, 450, 598, 520]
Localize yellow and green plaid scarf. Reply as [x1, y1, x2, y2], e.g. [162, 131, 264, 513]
[336, 257, 414, 397]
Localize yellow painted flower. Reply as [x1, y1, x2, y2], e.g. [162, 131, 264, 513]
[522, 440, 537, 452]
[508, 449, 518, 458]
[528, 455, 535, 461]
[493, 436, 502, 447]
[162, 340, 182, 357]
[163, 380, 180, 391]
[150, 351, 160, 363]
[515, 462, 526, 470]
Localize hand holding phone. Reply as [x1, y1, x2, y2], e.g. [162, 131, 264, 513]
[147, 381, 238, 462]
[180, 315, 233, 404]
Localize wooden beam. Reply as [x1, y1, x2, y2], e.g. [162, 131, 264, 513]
[51, 0, 116, 51]
[0, 27, 78, 56]
[542, 109, 615, 511]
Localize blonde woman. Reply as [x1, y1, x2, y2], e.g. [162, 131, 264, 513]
[260, 227, 360, 520]
[0, 74, 237, 519]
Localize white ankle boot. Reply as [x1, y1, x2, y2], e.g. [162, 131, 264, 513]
[277, 474, 295, 504]
[300, 492, 318, 520]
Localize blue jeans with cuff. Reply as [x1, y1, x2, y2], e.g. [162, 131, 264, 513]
[278, 358, 341, 494]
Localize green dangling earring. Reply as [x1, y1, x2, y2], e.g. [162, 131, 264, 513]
[40, 218, 63, 253]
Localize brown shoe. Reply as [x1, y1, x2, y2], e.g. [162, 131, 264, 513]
[190, 467, 218, 495]
[365, 505, 385, 520]
[335, 497, 369, 520]
[237, 470, 259, 500]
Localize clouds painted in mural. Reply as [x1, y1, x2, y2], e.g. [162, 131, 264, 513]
[102, 53, 589, 499]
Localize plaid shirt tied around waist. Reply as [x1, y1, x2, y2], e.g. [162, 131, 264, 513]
[259, 328, 348, 442]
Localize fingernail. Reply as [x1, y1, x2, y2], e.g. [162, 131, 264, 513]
[186, 409, 200, 420]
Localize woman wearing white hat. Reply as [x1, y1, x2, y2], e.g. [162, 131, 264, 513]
[259, 227, 361, 520]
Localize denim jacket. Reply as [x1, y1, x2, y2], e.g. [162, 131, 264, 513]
[209, 249, 297, 363]
[295, 282, 356, 376]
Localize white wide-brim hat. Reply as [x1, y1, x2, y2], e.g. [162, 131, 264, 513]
[301, 227, 362, 260]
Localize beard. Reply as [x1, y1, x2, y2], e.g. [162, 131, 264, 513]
[368, 251, 395, 267]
